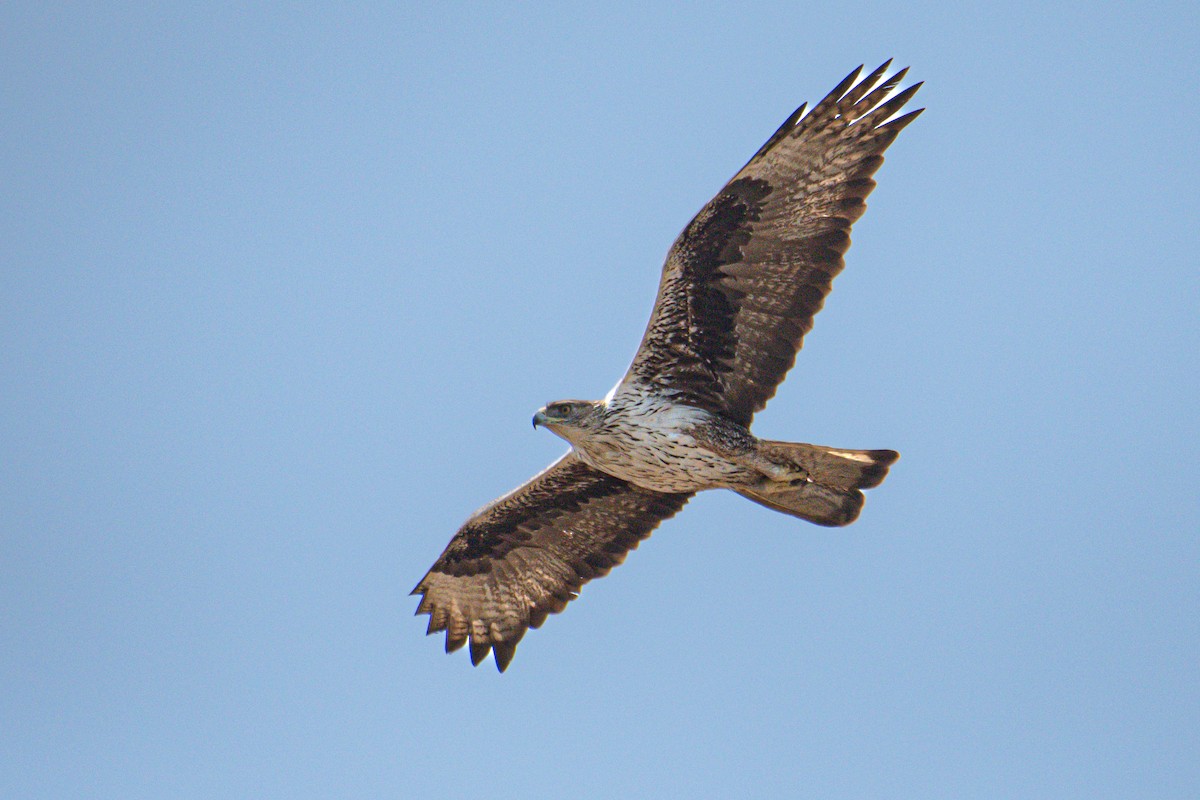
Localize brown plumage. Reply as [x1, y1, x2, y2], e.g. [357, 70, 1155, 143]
[414, 454, 691, 672]
[619, 60, 922, 426]
[413, 63, 921, 671]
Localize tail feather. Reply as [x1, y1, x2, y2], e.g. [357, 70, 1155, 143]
[737, 482, 868, 527]
[758, 441, 898, 491]
[736, 442, 898, 527]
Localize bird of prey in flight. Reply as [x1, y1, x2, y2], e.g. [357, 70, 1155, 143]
[413, 62, 921, 671]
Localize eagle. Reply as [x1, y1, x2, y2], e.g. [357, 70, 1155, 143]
[413, 62, 921, 671]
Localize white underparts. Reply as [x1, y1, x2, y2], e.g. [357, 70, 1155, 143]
[568, 393, 760, 494]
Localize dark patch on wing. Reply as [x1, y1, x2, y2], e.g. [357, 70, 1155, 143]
[624, 177, 772, 412]
[412, 453, 691, 672]
[618, 63, 922, 426]
[434, 458, 630, 576]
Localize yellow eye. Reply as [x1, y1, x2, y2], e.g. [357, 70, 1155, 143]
[554, 403, 572, 417]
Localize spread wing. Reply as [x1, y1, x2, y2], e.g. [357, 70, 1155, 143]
[412, 453, 692, 671]
[615, 62, 923, 426]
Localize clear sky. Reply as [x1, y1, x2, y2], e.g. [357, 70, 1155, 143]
[2, 3, 1197, 798]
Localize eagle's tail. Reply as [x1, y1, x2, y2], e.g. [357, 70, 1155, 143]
[735, 442, 898, 527]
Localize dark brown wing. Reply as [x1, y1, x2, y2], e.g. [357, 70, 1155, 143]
[615, 62, 923, 426]
[412, 453, 691, 671]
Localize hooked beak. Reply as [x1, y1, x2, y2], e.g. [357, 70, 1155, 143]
[532, 409, 548, 429]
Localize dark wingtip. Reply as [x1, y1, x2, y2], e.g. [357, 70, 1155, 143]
[865, 82, 923, 128]
[863, 59, 893, 88]
[876, 65, 909, 97]
[899, 81, 925, 101]
[879, 107, 924, 134]
[824, 64, 864, 104]
[469, 640, 491, 667]
[492, 640, 517, 672]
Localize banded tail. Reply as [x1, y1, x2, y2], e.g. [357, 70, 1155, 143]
[736, 441, 899, 527]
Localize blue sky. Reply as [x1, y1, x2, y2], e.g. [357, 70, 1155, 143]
[2, 3, 1197, 798]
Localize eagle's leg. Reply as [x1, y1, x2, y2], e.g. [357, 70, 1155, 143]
[752, 441, 898, 491]
[682, 415, 808, 485]
[729, 440, 899, 527]
[731, 448, 802, 485]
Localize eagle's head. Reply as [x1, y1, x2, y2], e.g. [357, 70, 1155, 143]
[532, 399, 603, 441]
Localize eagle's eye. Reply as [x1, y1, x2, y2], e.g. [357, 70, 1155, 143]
[554, 403, 572, 417]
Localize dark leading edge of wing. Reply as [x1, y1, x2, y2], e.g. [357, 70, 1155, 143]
[412, 454, 691, 671]
[618, 61, 923, 426]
